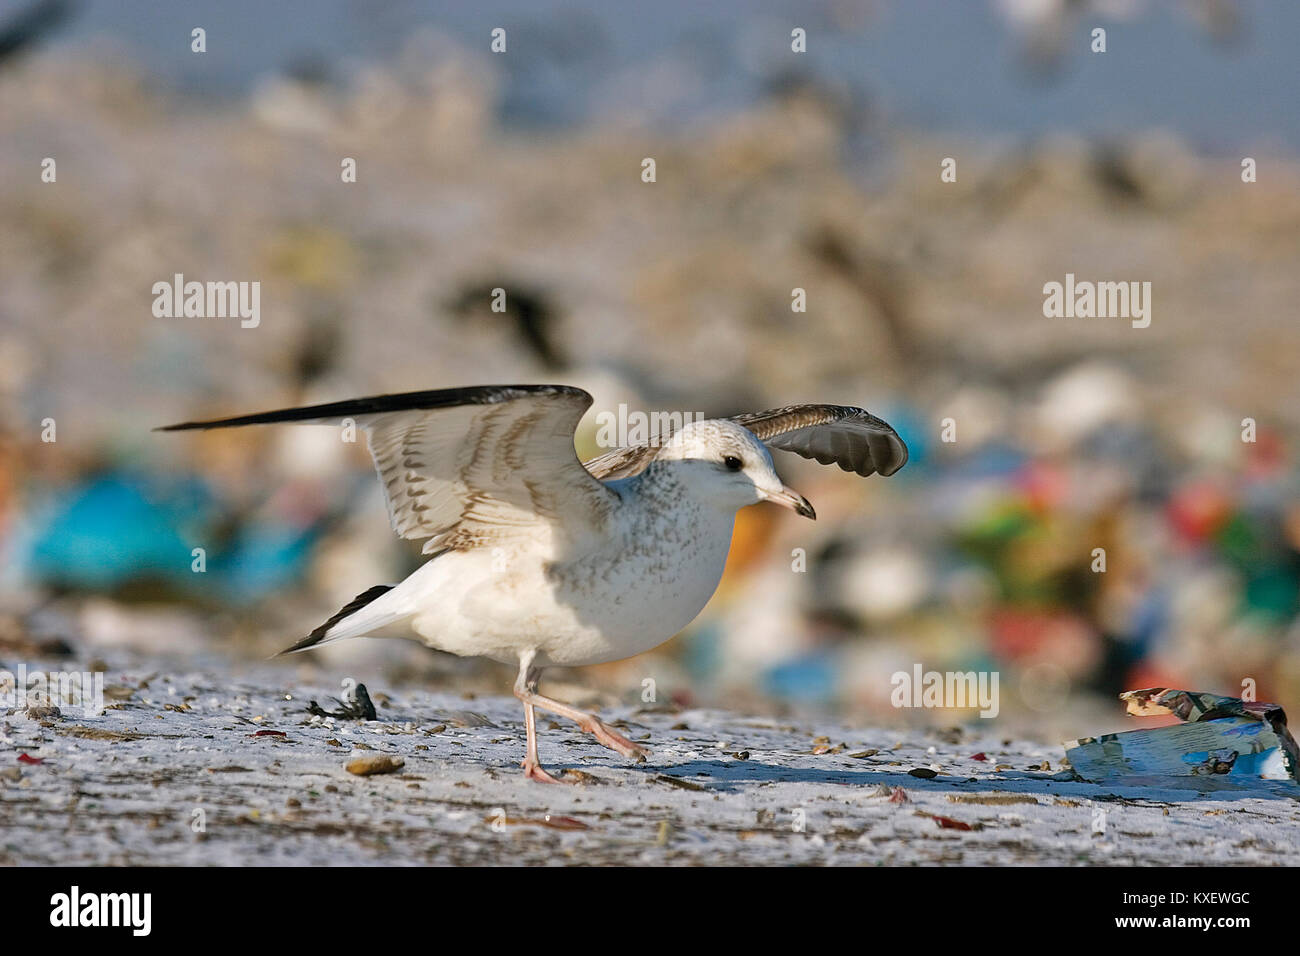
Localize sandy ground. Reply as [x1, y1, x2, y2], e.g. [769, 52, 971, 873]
[3, 654, 1299, 867]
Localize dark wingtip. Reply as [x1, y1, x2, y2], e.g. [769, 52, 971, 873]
[274, 632, 327, 657]
[875, 431, 909, 477]
[273, 584, 395, 657]
[154, 383, 593, 436]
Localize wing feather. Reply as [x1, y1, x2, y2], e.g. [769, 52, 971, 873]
[582, 402, 908, 480]
[160, 384, 617, 553]
[730, 403, 908, 477]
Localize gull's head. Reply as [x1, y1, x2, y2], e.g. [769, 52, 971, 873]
[653, 420, 815, 519]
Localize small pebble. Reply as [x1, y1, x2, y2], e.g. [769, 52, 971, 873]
[346, 755, 405, 776]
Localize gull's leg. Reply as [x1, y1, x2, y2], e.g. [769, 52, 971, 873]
[516, 677, 650, 763]
[514, 656, 563, 783]
[521, 697, 564, 784]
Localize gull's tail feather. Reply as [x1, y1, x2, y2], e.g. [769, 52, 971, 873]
[278, 584, 397, 655]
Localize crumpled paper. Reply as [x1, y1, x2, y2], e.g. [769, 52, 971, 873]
[1064, 687, 1300, 788]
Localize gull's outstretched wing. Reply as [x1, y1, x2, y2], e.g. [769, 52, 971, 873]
[583, 403, 908, 481]
[159, 384, 618, 554]
[727, 404, 908, 478]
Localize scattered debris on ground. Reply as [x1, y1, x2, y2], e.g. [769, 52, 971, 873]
[4, 656, 1300, 865]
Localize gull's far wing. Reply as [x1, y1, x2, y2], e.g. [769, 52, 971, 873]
[159, 384, 618, 553]
[582, 403, 908, 481]
[728, 404, 908, 478]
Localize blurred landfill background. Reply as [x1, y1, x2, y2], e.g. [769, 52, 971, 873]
[1, 0, 1298, 740]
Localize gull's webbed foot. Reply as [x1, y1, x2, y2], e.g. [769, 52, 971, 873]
[577, 716, 650, 762]
[520, 757, 568, 784]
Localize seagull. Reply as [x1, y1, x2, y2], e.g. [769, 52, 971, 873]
[160, 384, 908, 782]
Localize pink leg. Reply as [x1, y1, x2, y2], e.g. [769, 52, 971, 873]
[512, 656, 650, 779]
[524, 690, 649, 761]
[520, 698, 564, 784]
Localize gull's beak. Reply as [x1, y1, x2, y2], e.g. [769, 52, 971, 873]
[760, 485, 817, 520]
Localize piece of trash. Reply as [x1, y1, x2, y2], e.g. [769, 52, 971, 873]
[811, 736, 846, 754]
[484, 813, 589, 831]
[557, 768, 603, 785]
[59, 725, 143, 742]
[919, 812, 974, 831]
[536, 814, 587, 831]
[869, 784, 908, 802]
[250, 729, 287, 738]
[1064, 687, 1300, 788]
[17, 753, 44, 765]
[308, 684, 378, 721]
[948, 793, 1039, 806]
[931, 815, 972, 831]
[969, 752, 987, 761]
[446, 710, 496, 728]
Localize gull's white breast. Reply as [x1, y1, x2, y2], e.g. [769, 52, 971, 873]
[400, 485, 737, 668]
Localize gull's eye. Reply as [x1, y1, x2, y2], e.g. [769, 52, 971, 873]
[723, 455, 743, 471]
